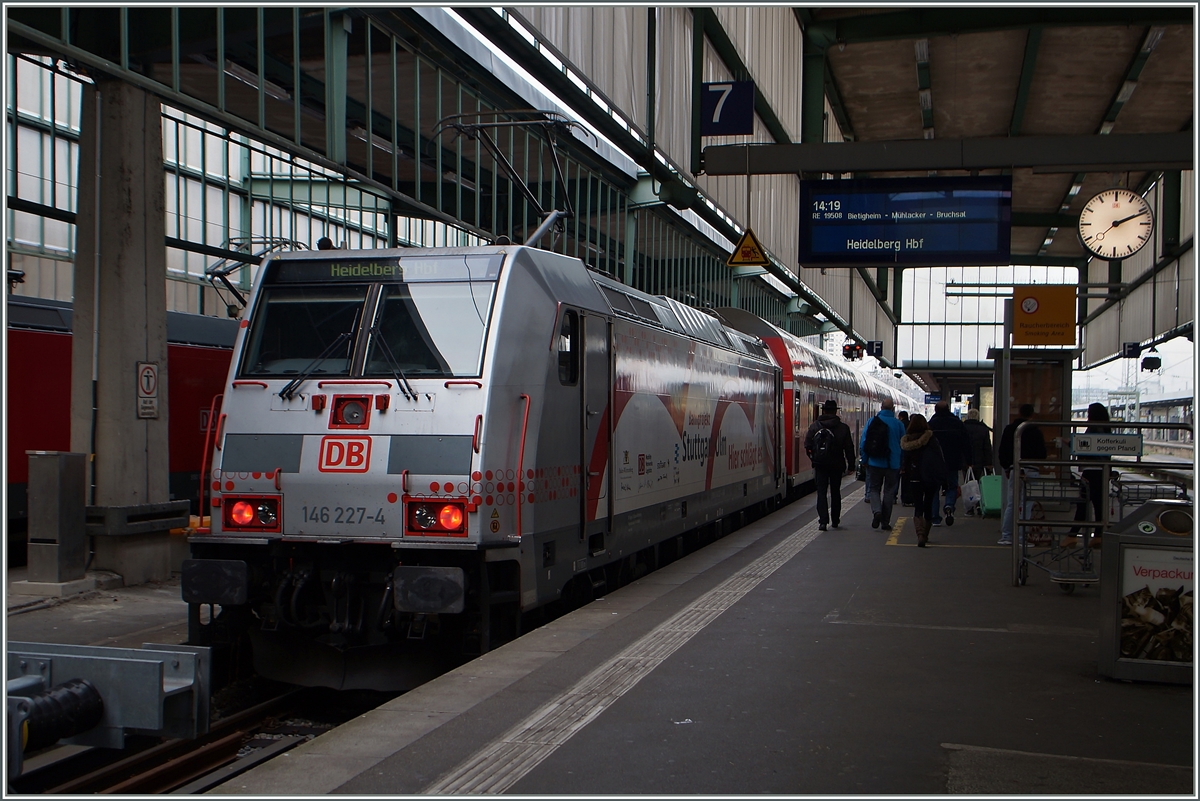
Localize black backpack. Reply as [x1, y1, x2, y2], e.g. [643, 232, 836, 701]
[811, 423, 837, 466]
[863, 415, 891, 459]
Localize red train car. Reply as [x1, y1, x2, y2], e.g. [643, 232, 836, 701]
[716, 307, 912, 494]
[6, 297, 236, 562]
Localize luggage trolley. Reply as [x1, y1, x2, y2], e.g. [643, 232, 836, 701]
[1015, 459, 1099, 593]
[1116, 478, 1190, 518]
[1010, 420, 1193, 592]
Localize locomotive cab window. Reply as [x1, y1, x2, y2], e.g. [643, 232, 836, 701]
[558, 310, 578, 385]
[239, 286, 366, 376]
[364, 282, 496, 378]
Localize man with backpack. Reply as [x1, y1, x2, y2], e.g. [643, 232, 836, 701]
[805, 399, 856, 531]
[859, 397, 907, 531]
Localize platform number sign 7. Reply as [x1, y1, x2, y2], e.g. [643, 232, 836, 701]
[701, 80, 754, 137]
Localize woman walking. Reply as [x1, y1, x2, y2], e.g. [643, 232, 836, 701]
[900, 414, 948, 547]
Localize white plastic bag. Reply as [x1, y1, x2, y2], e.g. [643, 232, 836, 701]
[962, 467, 981, 513]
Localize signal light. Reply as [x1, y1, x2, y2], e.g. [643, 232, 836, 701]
[330, 395, 370, 429]
[438, 504, 463, 530]
[407, 501, 467, 536]
[223, 495, 281, 532]
[230, 500, 255, 526]
[842, 342, 864, 361]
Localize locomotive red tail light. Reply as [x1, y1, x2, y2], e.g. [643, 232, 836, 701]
[407, 501, 466, 536]
[230, 501, 255, 526]
[438, 504, 463, 530]
[223, 495, 281, 532]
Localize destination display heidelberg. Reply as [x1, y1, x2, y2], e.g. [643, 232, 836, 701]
[798, 176, 1012, 266]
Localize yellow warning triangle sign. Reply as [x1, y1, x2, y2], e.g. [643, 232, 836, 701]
[727, 227, 771, 267]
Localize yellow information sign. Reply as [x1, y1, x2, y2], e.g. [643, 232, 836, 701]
[727, 228, 771, 267]
[1012, 285, 1076, 345]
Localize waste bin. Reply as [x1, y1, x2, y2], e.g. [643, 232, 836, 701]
[1098, 499, 1193, 684]
[25, 451, 88, 583]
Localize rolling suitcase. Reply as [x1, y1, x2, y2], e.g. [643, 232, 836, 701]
[979, 472, 1003, 517]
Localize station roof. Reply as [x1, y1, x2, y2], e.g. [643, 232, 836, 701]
[793, 6, 1194, 394]
[797, 6, 1193, 262]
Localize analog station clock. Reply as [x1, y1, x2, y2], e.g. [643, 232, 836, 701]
[1076, 188, 1155, 260]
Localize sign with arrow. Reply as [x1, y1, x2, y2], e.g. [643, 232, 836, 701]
[727, 228, 771, 268]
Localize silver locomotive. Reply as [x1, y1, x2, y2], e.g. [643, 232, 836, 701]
[183, 245, 903, 688]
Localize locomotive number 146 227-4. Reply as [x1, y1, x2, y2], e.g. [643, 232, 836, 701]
[301, 505, 386, 524]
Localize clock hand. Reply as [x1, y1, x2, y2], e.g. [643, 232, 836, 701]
[1111, 210, 1149, 227]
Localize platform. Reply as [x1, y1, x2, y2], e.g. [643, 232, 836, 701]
[195, 480, 1192, 795]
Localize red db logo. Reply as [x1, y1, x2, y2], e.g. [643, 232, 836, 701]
[318, 436, 372, 473]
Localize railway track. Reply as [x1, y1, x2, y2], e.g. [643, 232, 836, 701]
[13, 684, 401, 795]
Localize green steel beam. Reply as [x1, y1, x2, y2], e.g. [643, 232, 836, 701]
[801, 42, 826, 145]
[799, 7, 1192, 47]
[690, 8, 704, 175]
[1012, 212, 1078, 228]
[704, 132, 1193, 174]
[692, 8, 792, 145]
[6, 18, 490, 237]
[1161, 171, 1181, 252]
[325, 10, 349, 164]
[1009, 28, 1042, 136]
[793, 8, 855, 143]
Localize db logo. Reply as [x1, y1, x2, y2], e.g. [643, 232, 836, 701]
[318, 436, 372, 473]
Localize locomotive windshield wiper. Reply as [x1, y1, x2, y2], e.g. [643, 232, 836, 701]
[368, 323, 418, 401]
[278, 331, 351, 400]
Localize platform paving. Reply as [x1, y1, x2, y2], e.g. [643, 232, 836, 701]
[204, 481, 1194, 796]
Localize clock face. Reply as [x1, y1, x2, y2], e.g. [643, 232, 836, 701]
[1077, 188, 1155, 260]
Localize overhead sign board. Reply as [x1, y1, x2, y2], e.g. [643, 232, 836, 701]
[866, 340, 884, 357]
[727, 228, 771, 267]
[1012, 284, 1077, 346]
[1122, 341, 1142, 358]
[1071, 432, 1142, 457]
[798, 176, 1011, 266]
[924, 393, 941, 404]
[701, 81, 755, 137]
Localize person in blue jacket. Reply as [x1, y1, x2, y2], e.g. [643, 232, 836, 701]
[859, 397, 907, 530]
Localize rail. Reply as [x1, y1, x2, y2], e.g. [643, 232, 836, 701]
[17, 690, 299, 794]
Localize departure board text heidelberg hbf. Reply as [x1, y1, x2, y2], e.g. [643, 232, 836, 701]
[798, 176, 1012, 266]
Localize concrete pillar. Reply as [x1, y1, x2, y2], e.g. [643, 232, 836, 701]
[70, 78, 170, 509]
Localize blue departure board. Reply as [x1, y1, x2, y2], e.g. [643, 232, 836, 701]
[798, 176, 1012, 266]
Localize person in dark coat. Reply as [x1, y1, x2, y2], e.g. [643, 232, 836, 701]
[900, 414, 947, 547]
[1071, 402, 1112, 543]
[804, 399, 857, 531]
[963, 409, 993, 478]
[997, 403, 1048, 546]
[928, 401, 971, 527]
